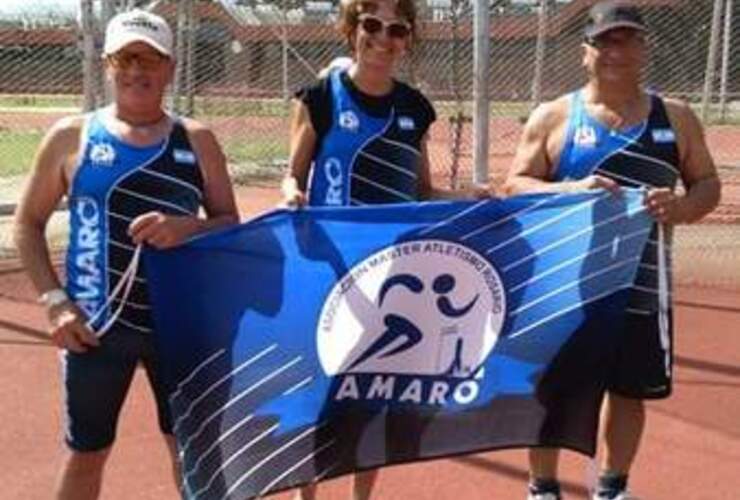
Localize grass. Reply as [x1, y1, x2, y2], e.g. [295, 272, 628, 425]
[1, 93, 740, 123]
[225, 136, 287, 165]
[223, 136, 288, 184]
[0, 94, 81, 110]
[0, 130, 43, 177]
[195, 97, 291, 118]
[0, 130, 288, 180]
[0, 94, 739, 179]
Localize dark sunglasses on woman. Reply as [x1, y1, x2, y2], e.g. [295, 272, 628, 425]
[358, 14, 411, 40]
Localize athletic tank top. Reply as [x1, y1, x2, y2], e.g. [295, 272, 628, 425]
[554, 90, 680, 313]
[308, 70, 423, 206]
[65, 111, 204, 332]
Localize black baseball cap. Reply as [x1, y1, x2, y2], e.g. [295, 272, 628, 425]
[584, 1, 647, 40]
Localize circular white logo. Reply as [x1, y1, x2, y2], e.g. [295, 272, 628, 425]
[89, 143, 116, 166]
[317, 240, 506, 378]
[338, 110, 359, 131]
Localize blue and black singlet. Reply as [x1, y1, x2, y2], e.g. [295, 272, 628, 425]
[65, 111, 204, 333]
[297, 69, 436, 207]
[554, 90, 681, 313]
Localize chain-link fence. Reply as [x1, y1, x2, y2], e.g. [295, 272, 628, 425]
[0, 0, 738, 292]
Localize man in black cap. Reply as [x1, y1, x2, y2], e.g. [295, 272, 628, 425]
[504, 1, 720, 499]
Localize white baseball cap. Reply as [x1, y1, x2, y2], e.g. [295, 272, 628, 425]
[104, 9, 173, 57]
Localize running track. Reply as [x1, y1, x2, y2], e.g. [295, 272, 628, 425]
[1, 186, 738, 499]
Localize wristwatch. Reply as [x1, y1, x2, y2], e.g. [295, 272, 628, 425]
[38, 288, 70, 308]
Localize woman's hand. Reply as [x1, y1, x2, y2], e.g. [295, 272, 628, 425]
[280, 176, 308, 208]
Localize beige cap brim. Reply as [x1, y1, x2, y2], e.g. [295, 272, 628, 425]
[104, 33, 171, 57]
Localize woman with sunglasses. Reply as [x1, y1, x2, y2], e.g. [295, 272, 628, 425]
[282, 1, 483, 499]
[282, 0, 447, 210]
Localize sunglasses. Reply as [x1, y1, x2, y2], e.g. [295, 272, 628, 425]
[358, 14, 411, 40]
[107, 51, 167, 71]
[584, 33, 646, 50]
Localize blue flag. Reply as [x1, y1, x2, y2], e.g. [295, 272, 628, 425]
[145, 189, 653, 500]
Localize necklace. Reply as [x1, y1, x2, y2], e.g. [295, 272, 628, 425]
[582, 84, 647, 129]
[106, 105, 168, 130]
[104, 108, 170, 147]
[123, 115, 170, 137]
[128, 114, 167, 128]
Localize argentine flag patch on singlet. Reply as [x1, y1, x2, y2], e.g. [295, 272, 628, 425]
[397, 116, 416, 131]
[651, 128, 676, 143]
[173, 148, 196, 165]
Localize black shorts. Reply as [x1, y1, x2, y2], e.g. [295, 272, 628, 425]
[607, 309, 673, 399]
[61, 327, 173, 451]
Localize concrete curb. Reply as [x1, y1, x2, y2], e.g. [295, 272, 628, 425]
[0, 203, 14, 217]
[0, 201, 67, 217]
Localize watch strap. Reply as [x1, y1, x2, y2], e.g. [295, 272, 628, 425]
[39, 288, 70, 308]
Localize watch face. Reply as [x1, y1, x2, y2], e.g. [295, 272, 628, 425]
[40, 289, 69, 307]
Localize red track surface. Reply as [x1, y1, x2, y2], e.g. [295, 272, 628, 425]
[1, 186, 738, 500]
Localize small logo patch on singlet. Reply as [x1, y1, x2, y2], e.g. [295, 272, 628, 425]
[339, 111, 360, 132]
[573, 126, 597, 147]
[397, 116, 416, 131]
[173, 148, 197, 165]
[89, 142, 116, 166]
[651, 128, 676, 143]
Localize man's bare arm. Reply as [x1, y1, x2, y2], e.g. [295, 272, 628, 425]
[13, 116, 98, 351]
[503, 98, 619, 195]
[652, 99, 721, 224]
[281, 100, 317, 207]
[190, 119, 240, 227]
[14, 117, 80, 296]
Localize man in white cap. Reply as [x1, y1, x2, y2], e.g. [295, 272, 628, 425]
[14, 9, 238, 499]
[504, 1, 720, 499]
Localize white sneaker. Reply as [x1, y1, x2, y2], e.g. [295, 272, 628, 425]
[527, 493, 560, 500]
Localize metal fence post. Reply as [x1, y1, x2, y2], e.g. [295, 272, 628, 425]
[448, 0, 466, 190]
[719, 0, 734, 123]
[701, 0, 723, 123]
[530, 0, 549, 110]
[173, 0, 187, 113]
[281, 1, 290, 103]
[80, 0, 97, 112]
[281, 24, 289, 102]
[173, 0, 195, 116]
[185, 0, 196, 117]
[99, 0, 116, 105]
[472, 0, 490, 186]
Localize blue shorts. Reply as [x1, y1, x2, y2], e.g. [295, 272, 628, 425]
[61, 327, 172, 451]
[607, 309, 673, 400]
